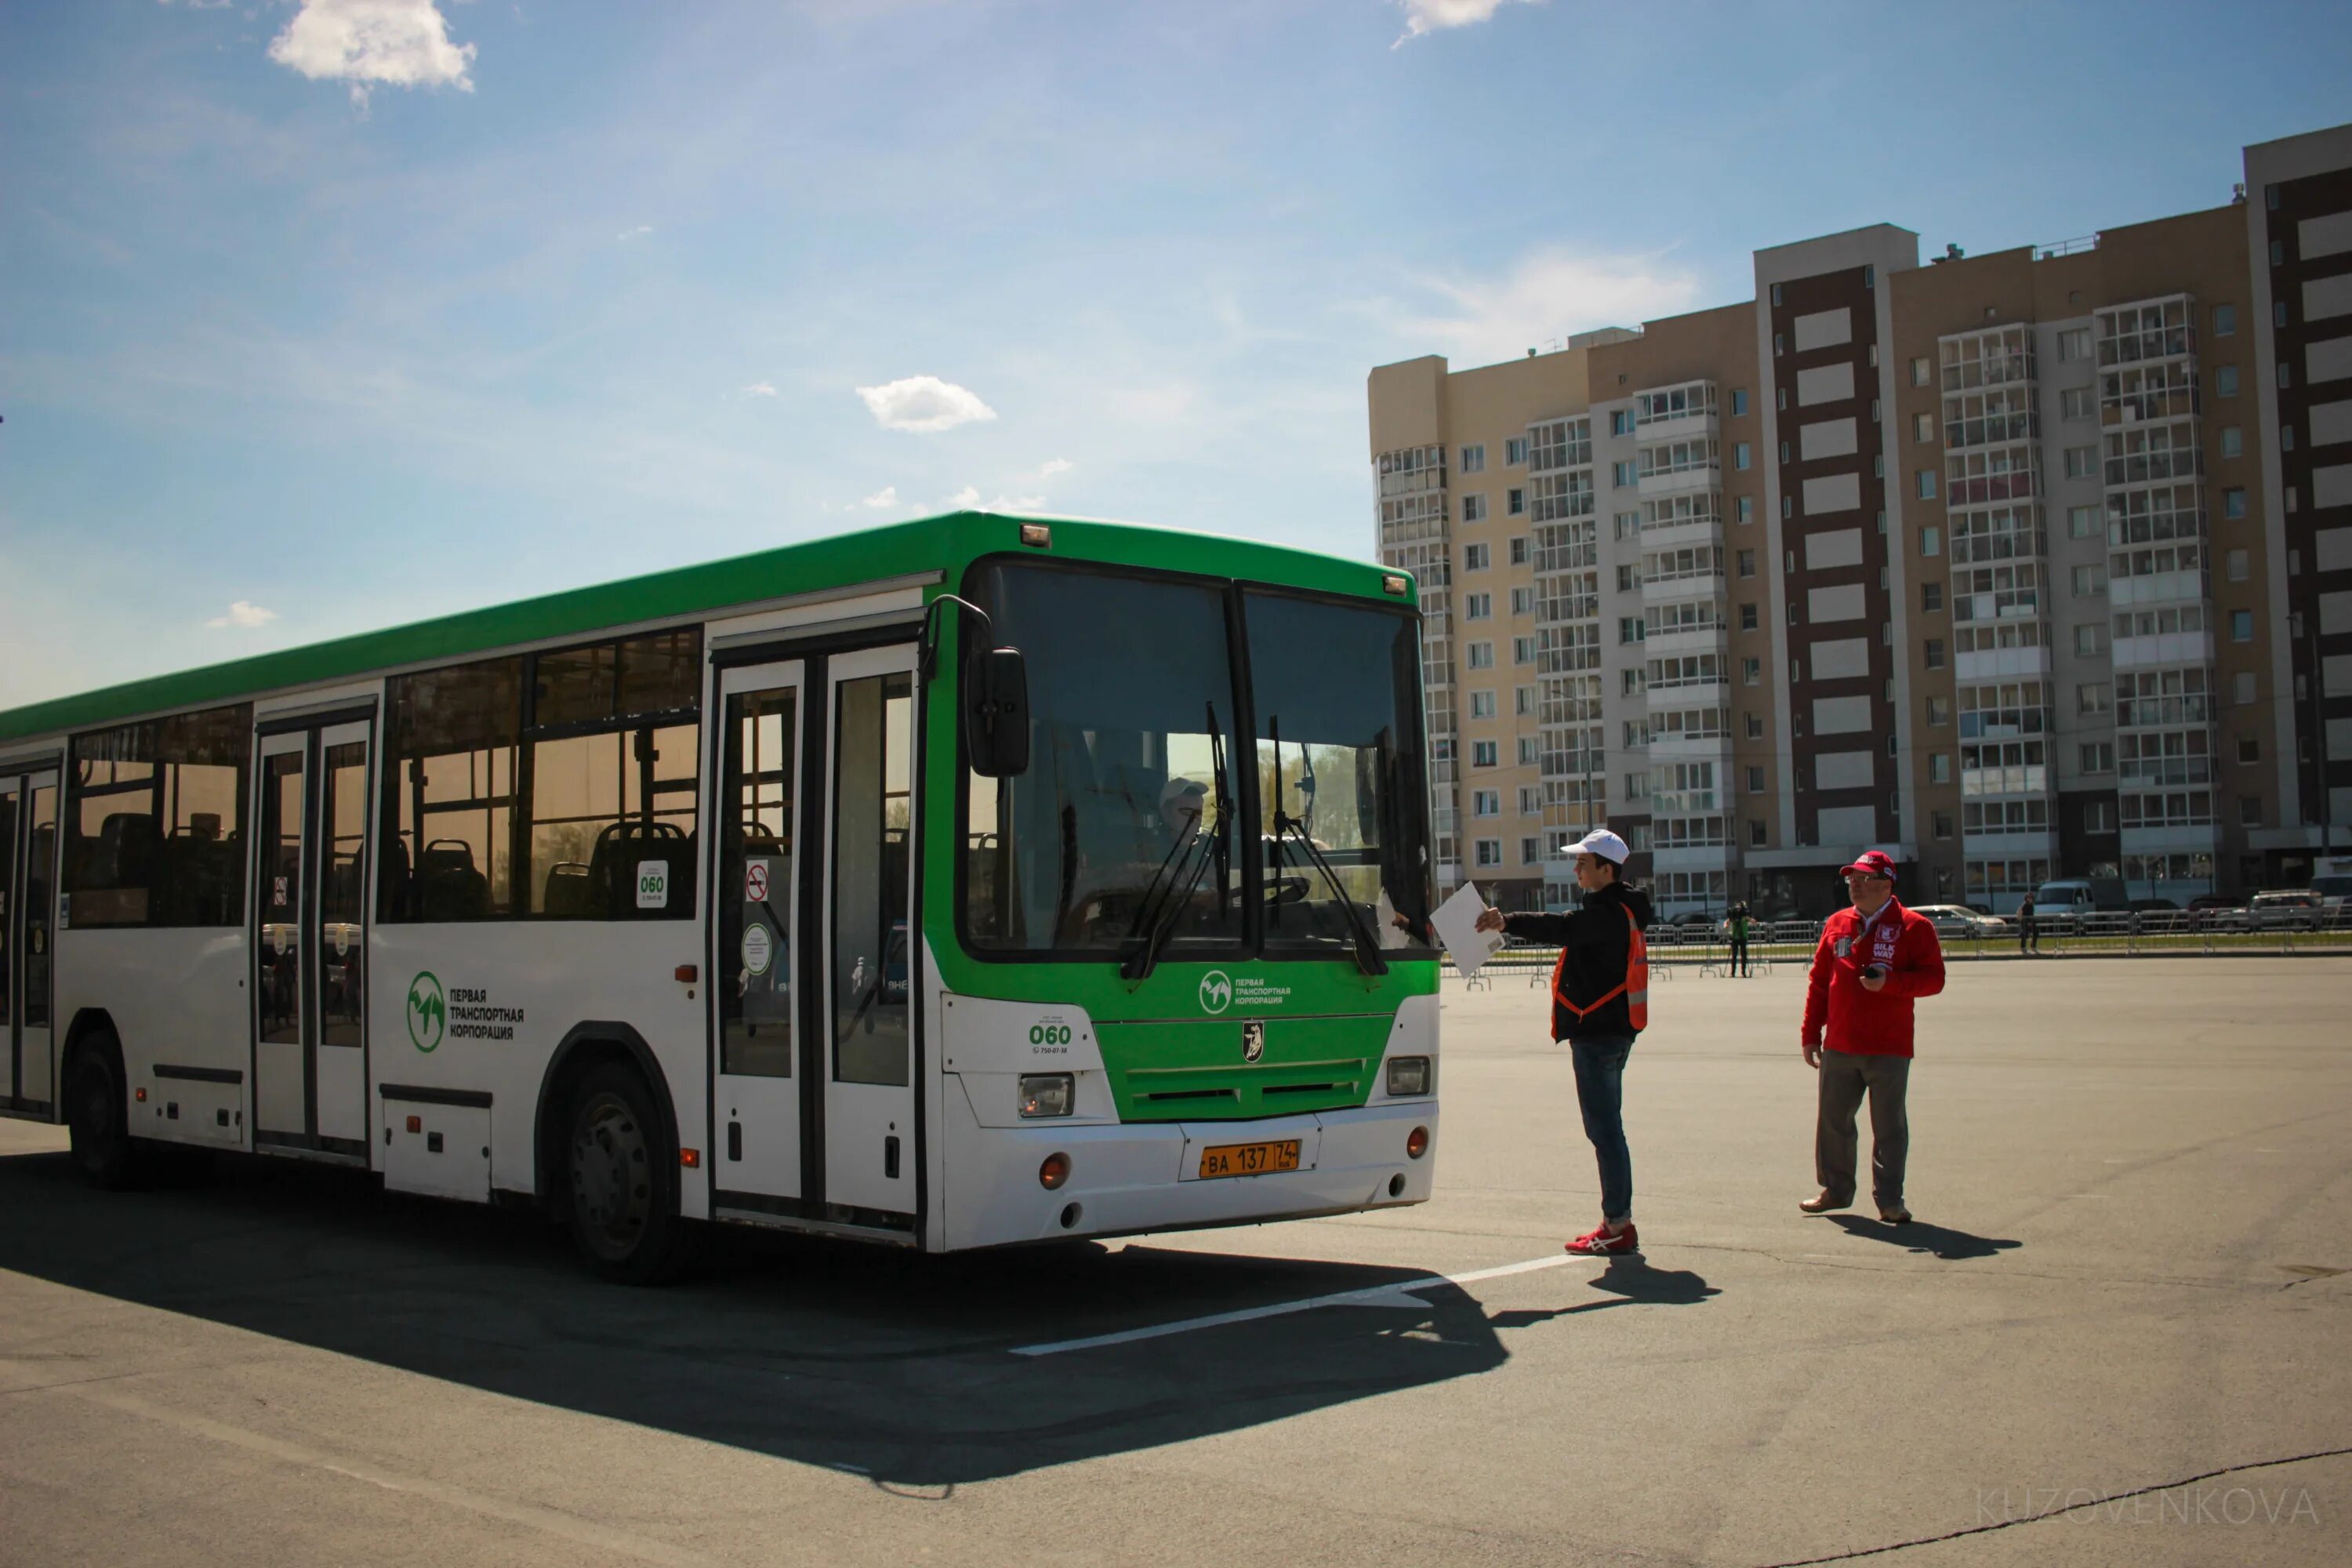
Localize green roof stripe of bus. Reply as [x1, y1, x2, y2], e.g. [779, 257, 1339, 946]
[0, 511, 1410, 746]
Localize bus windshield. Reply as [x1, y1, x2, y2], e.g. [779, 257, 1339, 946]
[959, 562, 1433, 959]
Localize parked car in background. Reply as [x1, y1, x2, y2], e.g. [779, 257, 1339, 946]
[2186, 892, 2247, 930]
[1909, 903, 2008, 938]
[2128, 897, 2179, 913]
[2310, 871, 2352, 914]
[2035, 877, 2129, 917]
[2249, 890, 2325, 930]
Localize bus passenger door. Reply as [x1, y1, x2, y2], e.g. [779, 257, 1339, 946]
[5, 771, 60, 1114]
[251, 717, 374, 1156]
[821, 645, 917, 1220]
[710, 661, 808, 1205]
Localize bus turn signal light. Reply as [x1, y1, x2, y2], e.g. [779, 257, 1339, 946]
[680, 1148, 701, 1168]
[1020, 523, 1053, 549]
[1040, 1152, 1072, 1190]
[1406, 1126, 1429, 1160]
[674, 964, 699, 983]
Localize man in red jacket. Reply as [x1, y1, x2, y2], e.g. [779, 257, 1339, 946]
[1799, 849, 1944, 1224]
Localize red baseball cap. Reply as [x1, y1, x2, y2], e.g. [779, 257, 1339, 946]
[1839, 849, 1899, 880]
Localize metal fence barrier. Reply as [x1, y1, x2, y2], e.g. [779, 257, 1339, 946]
[1440, 908, 2352, 982]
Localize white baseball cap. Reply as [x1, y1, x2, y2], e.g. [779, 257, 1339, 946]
[1568, 827, 1631, 865]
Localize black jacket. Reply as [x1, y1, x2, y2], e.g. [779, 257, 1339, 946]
[1502, 881, 1654, 1042]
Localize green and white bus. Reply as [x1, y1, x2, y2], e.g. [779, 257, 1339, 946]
[0, 513, 1441, 1279]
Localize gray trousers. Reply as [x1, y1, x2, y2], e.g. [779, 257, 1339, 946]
[1815, 1048, 1911, 1205]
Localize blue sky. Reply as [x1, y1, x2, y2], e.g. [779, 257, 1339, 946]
[3, 0, 2347, 707]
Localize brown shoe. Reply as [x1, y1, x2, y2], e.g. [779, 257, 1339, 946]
[1878, 1204, 1912, 1225]
[1798, 1191, 1850, 1214]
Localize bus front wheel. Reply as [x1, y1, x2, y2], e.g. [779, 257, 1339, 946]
[565, 1062, 693, 1285]
[66, 1033, 140, 1191]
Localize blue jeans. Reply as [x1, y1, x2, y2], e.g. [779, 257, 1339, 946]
[1570, 1035, 1635, 1223]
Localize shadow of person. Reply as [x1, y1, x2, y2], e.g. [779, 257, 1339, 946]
[1825, 1213, 2022, 1261]
[1486, 1254, 1719, 1329]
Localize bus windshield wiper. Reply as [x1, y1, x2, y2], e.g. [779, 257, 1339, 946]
[1267, 717, 1388, 976]
[1120, 702, 1231, 982]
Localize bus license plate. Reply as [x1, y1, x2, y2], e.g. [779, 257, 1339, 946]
[1197, 1139, 1301, 1180]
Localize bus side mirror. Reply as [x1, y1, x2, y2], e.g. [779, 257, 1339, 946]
[966, 647, 1031, 778]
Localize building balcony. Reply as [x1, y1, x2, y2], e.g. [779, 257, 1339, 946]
[1641, 572, 1729, 605]
[1952, 644, 2051, 681]
[1639, 463, 1720, 499]
[1960, 765, 2052, 798]
[1646, 678, 1732, 710]
[2114, 630, 2216, 669]
[1642, 623, 1729, 659]
[1646, 731, 1733, 764]
[1959, 828, 2059, 857]
[1639, 514, 1723, 551]
[2107, 572, 2209, 612]
[1634, 409, 1719, 446]
[1652, 841, 1737, 872]
[2118, 822, 2220, 852]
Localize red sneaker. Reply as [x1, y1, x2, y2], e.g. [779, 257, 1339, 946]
[1566, 1222, 1638, 1256]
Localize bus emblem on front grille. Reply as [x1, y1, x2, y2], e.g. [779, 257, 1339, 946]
[1240, 1021, 1265, 1063]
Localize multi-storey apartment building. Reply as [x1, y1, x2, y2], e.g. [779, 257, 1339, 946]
[1369, 122, 2352, 917]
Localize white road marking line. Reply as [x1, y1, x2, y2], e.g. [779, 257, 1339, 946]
[1011, 1254, 1575, 1357]
[54, 1384, 720, 1568]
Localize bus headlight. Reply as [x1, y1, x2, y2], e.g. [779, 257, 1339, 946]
[1018, 1073, 1074, 1118]
[1385, 1056, 1431, 1097]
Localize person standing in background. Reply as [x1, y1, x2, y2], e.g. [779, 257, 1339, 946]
[1724, 900, 1752, 978]
[2017, 891, 2038, 956]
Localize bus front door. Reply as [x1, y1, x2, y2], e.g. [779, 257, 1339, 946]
[711, 643, 918, 1227]
[4, 769, 60, 1116]
[250, 717, 373, 1158]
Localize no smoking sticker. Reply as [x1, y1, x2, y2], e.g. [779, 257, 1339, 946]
[746, 862, 769, 903]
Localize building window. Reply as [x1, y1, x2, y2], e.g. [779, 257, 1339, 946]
[1619, 616, 1645, 645]
[1922, 526, 1941, 557]
[1513, 636, 1536, 665]
[1916, 470, 1936, 499]
[1509, 535, 1530, 565]
[2270, 240, 2284, 267]
[1771, 283, 1784, 306]
[1745, 712, 1765, 739]
[1461, 445, 1486, 473]
[2063, 446, 2096, 480]
[1733, 442, 1751, 471]
[2220, 426, 2242, 459]
[2212, 303, 2236, 336]
[2068, 504, 2100, 539]
[1464, 541, 1489, 571]
[1610, 409, 1634, 437]
[2081, 741, 2114, 774]
[1511, 586, 1534, 615]
[2084, 800, 2114, 833]
[1740, 602, 1759, 631]
[2241, 796, 2263, 828]
[1733, 549, 1753, 579]
[2234, 673, 2256, 707]
[1912, 412, 1933, 442]
[1745, 764, 1765, 794]
[2077, 682, 2110, 716]
[1614, 511, 1641, 540]
[1924, 638, 1945, 670]
[2071, 564, 2107, 597]
[1505, 436, 1528, 466]
[2230, 609, 2253, 642]
[1910, 356, 1930, 387]
[1472, 741, 1498, 768]
[1475, 839, 1502, 868]
[1927, 695, 1949, 727]
[1464, 593, 1492, 620]
[1749, 818, 1768, 848]
[1922, 581, 1944, 612]
[1461, 493, 1487, 524]
[1929, 753, 1951, 785]
[2057, 328, 2091, 361]
[2224, 487, 2247, 520]
[1933, 811, 1953, 841]
[2226, 548, 2249, 582]
[2216, 365, 2239, 397]
[1472, 789, 1500, 817]
[1737, 495, 1755, 524]
[2060, 387, 2093, 421]
[1506, 487, 1526, 516]
[1779, 441, 1791, 465]
[1469, 690, 1497, 718]
[2076, 622, 2107, 656]
[2238, 732, 2259, 761]
[1775, 332, 1784, 356]
[1521, 836, 1543, 866]
[1515, 685, 1537, 717]
[1612, 459, 1638, 487]
[1517, 736, 1539, 765]
[1617, 564, 1638, 593]
[1731, 388, 1748, 416]
[1466, 641, 1494, 670]
[1741, 657, 1762, 685]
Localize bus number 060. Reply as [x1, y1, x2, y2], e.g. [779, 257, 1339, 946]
[1028, 1024, 1073, 1045]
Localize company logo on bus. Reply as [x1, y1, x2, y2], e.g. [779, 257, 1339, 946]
[407, 971, 446, 1053]
[1199, 970, 1232, 1014]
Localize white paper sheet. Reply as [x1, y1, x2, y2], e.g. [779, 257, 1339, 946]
[1430, 881, 1506, 978]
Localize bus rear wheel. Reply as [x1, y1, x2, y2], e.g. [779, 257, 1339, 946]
[565, 1062, 692, 1285]
[67, 1033, 139, 1190]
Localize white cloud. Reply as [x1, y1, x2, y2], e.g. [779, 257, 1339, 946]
[989, 494, 1047, 512]
[946, 485, 981, 508]
[1378, 248, 1704, 368]
[1034, 457, 1074, 480]
[617, 224, 652, 241]
[855, 375, 997, 434]
[862, 485, 898, 509]
[1393, 0, 1535, 44]
[267, 1, 477, 108]
[206, 601, 278, 630]
[740, 381, 777, 397]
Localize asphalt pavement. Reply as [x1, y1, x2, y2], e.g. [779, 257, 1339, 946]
[3, 957, 2348, 1566]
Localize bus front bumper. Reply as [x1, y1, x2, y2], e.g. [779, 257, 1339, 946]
[939, 1091, 1437, 1251]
